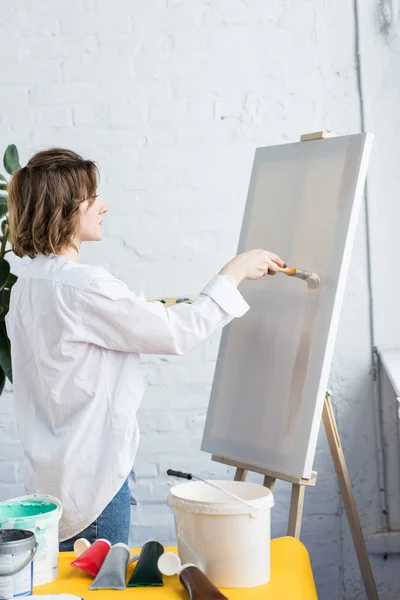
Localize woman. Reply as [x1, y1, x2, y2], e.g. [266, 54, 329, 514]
[6, 148, 285, 550]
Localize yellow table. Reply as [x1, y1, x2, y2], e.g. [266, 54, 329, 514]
[34, 537, 317, 599]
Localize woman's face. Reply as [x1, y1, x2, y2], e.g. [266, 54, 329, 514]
[78, 194, 108, 242]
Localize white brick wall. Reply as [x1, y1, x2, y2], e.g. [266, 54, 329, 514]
[0, 1, 398, 598]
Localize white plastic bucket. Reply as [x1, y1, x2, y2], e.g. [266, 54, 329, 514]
[168, 480, 274, 588]
[0, 496, 62, 586]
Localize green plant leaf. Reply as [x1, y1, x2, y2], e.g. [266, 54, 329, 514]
[0, 259, 10, 290]
[0, 365, 5, 395]
[0, 321, 12, 383]
[0, 199, 8, 219]
[5, 272, 17, 288]
[4, 145, 21, 175]
[0, 174, 7, 183]
[0, 288, 10, 320]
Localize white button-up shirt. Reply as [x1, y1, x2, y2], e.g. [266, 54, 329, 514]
[6, 254, 249, 541]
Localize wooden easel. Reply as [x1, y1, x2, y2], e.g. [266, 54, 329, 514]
[210, 131, 378, 598]
[210, 127, 378, 596]
[213, 393, 378, 597]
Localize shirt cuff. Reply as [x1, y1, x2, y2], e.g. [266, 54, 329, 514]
[201, 274, 250, 318]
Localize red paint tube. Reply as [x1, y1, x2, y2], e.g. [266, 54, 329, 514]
[71, 538, 111, 577]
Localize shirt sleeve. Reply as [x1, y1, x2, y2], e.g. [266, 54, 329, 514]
[77, 273, 249, 355]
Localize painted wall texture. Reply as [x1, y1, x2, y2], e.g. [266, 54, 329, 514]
[0, 1, 398, 598]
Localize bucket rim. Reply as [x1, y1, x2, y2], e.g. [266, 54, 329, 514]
[168, 480, 274, 515]
[0, 494, 63, 521]
[0, 529, 36, 554]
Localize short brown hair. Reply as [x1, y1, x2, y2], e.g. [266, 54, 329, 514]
[8, 148, 99, 257]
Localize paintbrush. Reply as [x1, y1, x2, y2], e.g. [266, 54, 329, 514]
[279, 267, 320, 289]
[166, 469, 258, 509]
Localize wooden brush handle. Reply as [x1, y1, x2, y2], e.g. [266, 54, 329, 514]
[279, 267, 297, 275]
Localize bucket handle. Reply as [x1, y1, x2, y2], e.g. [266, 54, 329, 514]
[0, 543, 38, 577]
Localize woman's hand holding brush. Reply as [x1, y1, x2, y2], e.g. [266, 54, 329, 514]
[219, 249, 286, 285]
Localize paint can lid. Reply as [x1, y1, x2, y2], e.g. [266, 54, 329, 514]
[0, 529, 36, 554]
[158, 551, 181, 576]
[73, 538, 91, 557]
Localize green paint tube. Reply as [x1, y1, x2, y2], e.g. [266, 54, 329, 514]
[127, 540, 164, 587]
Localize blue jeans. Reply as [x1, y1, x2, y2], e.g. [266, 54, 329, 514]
[59, 479, 131, 552]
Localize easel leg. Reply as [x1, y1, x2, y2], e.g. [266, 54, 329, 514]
[263, 475, 276, 492]
[323, 395, 379, 600]
[287, 484, 305, 538]
[234, 468, 247, 482]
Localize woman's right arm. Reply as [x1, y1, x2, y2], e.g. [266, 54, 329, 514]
[76, 249, 285, 356]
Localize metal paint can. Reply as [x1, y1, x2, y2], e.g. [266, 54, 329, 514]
[0, 530, 37, 599]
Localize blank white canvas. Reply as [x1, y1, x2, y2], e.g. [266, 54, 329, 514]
[201, 134, 374, 479]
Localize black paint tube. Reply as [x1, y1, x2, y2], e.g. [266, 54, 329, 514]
[127, 540, 164, 587]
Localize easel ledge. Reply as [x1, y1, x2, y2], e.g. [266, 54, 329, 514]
[212, 455, 317, 487]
